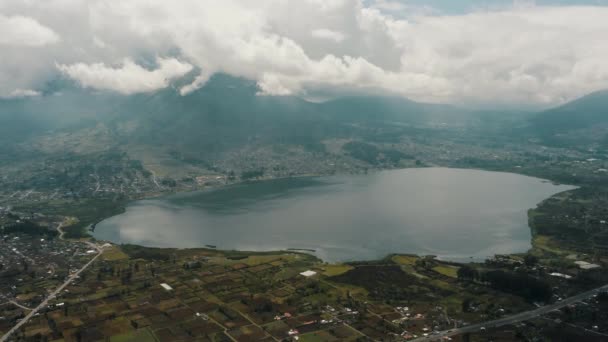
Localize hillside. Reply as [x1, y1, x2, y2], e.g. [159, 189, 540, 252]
[107, 74, 469, 149]
[2, 72, 556, 182]
[529, 90, 608, 148]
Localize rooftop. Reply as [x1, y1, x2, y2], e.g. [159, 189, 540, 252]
[300, 270, 317, 277]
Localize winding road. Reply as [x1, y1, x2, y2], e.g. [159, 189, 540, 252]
[411, 284, 608, 342]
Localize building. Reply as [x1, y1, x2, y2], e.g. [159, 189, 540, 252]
[574, 261, 601, 270]
[299, 270, 317, 277]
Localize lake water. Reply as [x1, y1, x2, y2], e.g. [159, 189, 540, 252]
[94, 168, 575, 262]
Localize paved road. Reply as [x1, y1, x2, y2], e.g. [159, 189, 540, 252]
[0, 245, 104, 342]
[411, 284, 608, 342]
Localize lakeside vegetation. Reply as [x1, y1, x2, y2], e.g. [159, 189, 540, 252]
[13, 198, 128, 239]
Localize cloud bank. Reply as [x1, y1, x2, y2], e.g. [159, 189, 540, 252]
[57, 58, 192, 94]
[0, 14, 59, 46]
[1, 0, 608, 106]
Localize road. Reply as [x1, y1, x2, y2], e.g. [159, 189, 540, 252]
[18, 190, 33, 200]
[411, 284, 608, 342]
[9, 247, 36, 266]
[91, 174, 100, 194]
[0, 244, 104, 342]
[56, 222, 66, 240]
[150, 170, 162, 189]
[8, 301, 31, 311]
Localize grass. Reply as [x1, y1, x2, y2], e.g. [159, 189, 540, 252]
[440, 294, 464, 314]
[391, 255, 418, 266]
[299, 330, 337, 342]
[110, 328, 158, 342]
[533, 235, 571, 255]
[432, 265, 460, 278]
[14, 197, 127, 238]
[319, 264, 354, 277]
[240, 255, 285, 266]
[102, 246, 130, 261]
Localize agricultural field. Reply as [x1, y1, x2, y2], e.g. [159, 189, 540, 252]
[3, 244, 557, 342]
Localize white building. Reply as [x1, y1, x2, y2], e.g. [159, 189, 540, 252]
[299, 270, 317, 277]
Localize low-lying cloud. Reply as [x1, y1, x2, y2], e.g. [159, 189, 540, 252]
[1, 0, 608, 107]
[57, 58, 193, 94]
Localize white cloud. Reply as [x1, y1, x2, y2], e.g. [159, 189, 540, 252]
[8, 88, 41, 98]
[57, 58, 193, 94]
[311, 28, 346, 42]
[370, 0, 407, 12]
[0, 15, 59, 46]
[1, 1, 608, 106]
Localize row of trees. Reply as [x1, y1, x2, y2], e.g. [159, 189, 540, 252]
[457, 266, 552, 302]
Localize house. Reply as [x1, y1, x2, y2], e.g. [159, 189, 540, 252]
[299, 270, 317, 277]
[550, 272, 572, 279]
[574, 261, 601, 270]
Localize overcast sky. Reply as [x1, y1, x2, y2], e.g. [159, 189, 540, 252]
[1, 0, 608, 107]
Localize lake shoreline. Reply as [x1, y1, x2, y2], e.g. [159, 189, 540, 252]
[92, 167, 575, 263]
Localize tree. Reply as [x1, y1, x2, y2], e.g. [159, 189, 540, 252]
[462, 298, 474, 313]
[482, 270, 551, 302]
[524, 254, 539, 267]
[457, 265, 479, 281]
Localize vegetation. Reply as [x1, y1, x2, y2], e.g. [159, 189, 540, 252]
[342, 141, 413, 166]
[241, 168, 265, 180]
[482, 270, 552, 302]
[14, 198, 127, 239]
[1, 221, 58, 238]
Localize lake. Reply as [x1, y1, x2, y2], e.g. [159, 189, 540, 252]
[94, 168, 575, 262]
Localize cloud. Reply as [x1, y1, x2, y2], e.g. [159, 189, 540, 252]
[369, 0, 408, 12]
[1, 0, 608, 106]
[57, 58, 193, 94]
[0, 15, 60, 46]
[311, 28, 346, 42]
[8, 88, 41, 98]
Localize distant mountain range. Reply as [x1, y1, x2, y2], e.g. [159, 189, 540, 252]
[528, 90, 608, 148]
[0, 74, 470, 152]
[1, 73, 606, 155]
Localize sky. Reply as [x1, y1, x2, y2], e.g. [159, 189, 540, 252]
[1, 0, 608, 107]
[364, 0, 608, 14]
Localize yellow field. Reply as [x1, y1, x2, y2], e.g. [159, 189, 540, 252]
[319, 264, 354, 277]
[102, 246, 130, 261]
[391, 255, 418, 265]
[432, 265, 459, 278]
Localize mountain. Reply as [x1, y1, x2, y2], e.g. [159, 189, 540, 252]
[1, 73, 482, 171]
[0, 89, 124, 143]
[97, 74, 471, 153]
[528, 90, 608, 147]
[320, 95, 470, 126]
[0, 98, 48, 143]
[105, 75, 340, 153]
